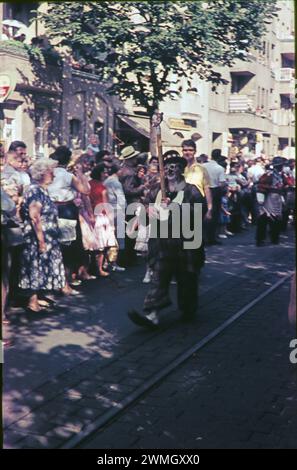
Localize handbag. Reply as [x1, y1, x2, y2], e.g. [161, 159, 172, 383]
[6, 225, 24, 247]
[58, 218, 77, 244]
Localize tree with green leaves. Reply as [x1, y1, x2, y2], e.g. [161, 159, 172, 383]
[38, 1, 278, 145]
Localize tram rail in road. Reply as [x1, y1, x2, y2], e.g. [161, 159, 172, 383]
[61, 271, 294, 449]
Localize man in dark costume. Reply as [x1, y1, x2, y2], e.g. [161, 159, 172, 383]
[256, 156, 288, 246]
[128, 151, 205, 329]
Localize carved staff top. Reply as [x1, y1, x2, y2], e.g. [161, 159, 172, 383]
[151, 110, 166, 199]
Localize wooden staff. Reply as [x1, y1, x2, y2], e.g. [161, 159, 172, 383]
[151, 110, 166, 199]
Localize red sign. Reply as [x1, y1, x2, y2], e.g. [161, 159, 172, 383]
[0, 74, 16, 103]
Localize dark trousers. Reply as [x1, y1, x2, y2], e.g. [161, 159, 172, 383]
[256, 214, 282, 244]
[8, 244, 23, 301]
[143, 266, 199, 317]
[57, 202, 85, 273]
[206, 187, 221, 243]
[121, 214, 137, 267]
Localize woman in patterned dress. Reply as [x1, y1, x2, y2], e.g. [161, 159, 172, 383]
[19, 159, 66, 312]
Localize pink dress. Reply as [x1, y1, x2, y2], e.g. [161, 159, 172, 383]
[74, 193, 99, 251]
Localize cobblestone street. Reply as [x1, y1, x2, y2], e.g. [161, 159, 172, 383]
[3, 227, 296, 449]
[83, 277, 296, 449]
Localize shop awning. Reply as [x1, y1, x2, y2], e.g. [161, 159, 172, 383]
[117, 114, 182, 148]
[117, 114, 150, 139]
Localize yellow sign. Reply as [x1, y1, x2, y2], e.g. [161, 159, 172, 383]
[168, 118, 192, 130]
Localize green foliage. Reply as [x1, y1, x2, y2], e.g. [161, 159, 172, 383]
[38, 1, 278, 114]
[25, 44, 46, 64]
[0, 39, 29, 58]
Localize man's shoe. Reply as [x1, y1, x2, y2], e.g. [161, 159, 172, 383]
[142, 270, 151, 283]
[128, 310, 159, 329]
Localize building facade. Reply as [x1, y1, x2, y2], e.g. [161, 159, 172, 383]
[0, 1, 295, 159]
[162, 0, 295, 159]
[0, 2, 118, 157]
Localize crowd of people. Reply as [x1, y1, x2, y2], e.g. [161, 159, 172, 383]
[1, 136, 295, 330]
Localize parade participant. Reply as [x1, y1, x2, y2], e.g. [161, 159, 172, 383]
[203, 149, 226, 245]
[19, 158, 66, 312]
[255, 156, 287, 246]
[118, 146, 147, 267]
[128, 152, 205, 329]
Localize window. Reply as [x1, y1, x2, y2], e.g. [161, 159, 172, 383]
[3, 2, 38, 34]
[69, 119, 81, 148]
[35, 108, 48, 158]
[231, 74, 251, 93]
[183, 119, 197, 128]
[257, 87, 261, 107]
[280, 94, 292, 109]
[94, 121, 104, 149]
[261, 88, 265, 108]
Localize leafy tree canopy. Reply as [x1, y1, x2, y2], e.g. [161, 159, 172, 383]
[38, 1, 278, 114]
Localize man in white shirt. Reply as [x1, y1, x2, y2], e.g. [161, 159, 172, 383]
[3, 141, 31, 189]
[247, 157, 265, 184]
[203, 149, 226, 245]
[247, 157, 265, 224]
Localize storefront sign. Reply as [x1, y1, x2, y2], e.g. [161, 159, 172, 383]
[0, 73, 16, 103]
[168, 118, 192, 130]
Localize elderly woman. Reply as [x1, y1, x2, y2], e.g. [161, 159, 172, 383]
[19, 158, 66, 312]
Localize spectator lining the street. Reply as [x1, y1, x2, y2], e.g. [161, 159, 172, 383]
[218, 187, 232, 239]
[118, 146, 147, 267]
[197, 153, 208, 164]
[2, 151, 24, 187]
[89, 163, 118, 277]
[182, 140, 212, 222]
[104, 160, 127, 272]
[19, 158, 66, 312]
[203, 149, 227, 245]
[48, 146, 90, 294]
[72, 158, 97, 281]
[86, 134, 100, 156]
